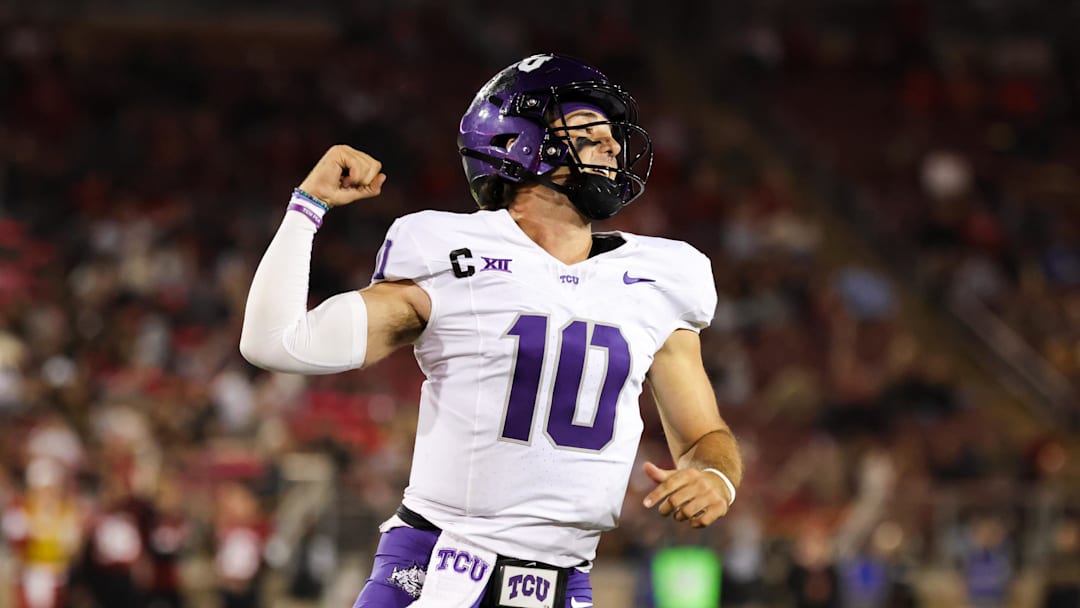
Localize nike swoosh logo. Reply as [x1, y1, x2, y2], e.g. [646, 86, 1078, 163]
[623, 271, 655, 284]
[570, 599, 593, 608]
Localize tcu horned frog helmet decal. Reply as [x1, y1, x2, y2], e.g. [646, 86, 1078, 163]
[458, 54, 653, 220]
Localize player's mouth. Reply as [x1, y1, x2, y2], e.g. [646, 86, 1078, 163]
[582, 166, 616, 179]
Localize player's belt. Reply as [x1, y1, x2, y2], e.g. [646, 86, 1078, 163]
[395, 504, 441, 531]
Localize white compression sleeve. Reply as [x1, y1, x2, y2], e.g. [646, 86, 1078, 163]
[240, 203, 368, 374]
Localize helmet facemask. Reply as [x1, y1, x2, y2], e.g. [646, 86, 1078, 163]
[536, 92, 652, 220]
[458, 55, 653, 219]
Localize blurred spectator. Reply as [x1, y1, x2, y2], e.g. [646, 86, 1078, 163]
[73, 470, 153, 608]
[835, 268, 897, 322]
[1041, 515, 1080, 607]
[284, 515, 337, 604]
[837, 521, 917, 608]
[788, 521, 840, 608]
[720, 509, 766, 607]
[0, 326, 27, 412]
[145, 475, 190, 608]
[25, 413, 84, 472]
[958, 513, 1014, 608]
[2, 459, 82, 608]
[214, 483, 269, 608]
[920, 150, 973, 203]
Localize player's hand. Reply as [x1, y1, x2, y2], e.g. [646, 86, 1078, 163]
[299, 145, 387, 207]
[642, 461, 731, 528]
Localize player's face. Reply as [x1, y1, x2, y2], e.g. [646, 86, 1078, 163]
[549, 109, 622, 181]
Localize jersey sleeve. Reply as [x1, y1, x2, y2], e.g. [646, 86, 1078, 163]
[671, 247, 718, 333]
[369, 214, 436, 286]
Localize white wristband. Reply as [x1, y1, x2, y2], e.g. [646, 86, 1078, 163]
[703, 468, 736, 506]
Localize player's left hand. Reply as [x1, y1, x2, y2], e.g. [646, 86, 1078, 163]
[642, 461, 731, 528]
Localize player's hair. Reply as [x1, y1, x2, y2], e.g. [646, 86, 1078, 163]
[473, 175, 522, 211]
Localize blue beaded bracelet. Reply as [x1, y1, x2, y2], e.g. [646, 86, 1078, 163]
[293, 188, 330, 212]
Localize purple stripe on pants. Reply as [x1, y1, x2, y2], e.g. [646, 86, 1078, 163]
[352, 525, 593, 607]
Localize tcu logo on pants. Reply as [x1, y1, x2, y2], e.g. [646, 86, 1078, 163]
[435, 548, 490, 582]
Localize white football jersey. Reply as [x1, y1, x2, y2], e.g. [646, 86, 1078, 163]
[371, 208, 716, 567]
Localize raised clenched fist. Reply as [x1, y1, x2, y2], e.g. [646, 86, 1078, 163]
[298, 145, 387, 207]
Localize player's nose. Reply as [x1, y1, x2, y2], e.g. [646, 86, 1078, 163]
[600, 133, 621, 158]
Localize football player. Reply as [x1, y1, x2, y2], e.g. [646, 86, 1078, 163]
[240, 53, 742, 608]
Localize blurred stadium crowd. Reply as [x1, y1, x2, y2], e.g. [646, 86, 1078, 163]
[0, 1, 1079, 607]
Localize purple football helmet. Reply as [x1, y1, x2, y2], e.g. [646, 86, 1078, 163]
[458, 54, 653, 219]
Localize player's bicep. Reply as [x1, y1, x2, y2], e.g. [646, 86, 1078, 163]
[358, 280, 430, 367]
[647, 329, 727, 462]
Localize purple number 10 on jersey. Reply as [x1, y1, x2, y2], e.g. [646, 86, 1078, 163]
[501, 315, 631, 451]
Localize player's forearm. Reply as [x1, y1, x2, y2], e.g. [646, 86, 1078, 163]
[240, 200, 367, 374]
[240, 209, 316, 368]
[677, 428, 742, 488]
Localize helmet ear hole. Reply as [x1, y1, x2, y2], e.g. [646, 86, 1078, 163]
[490, 134, 516, 150]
